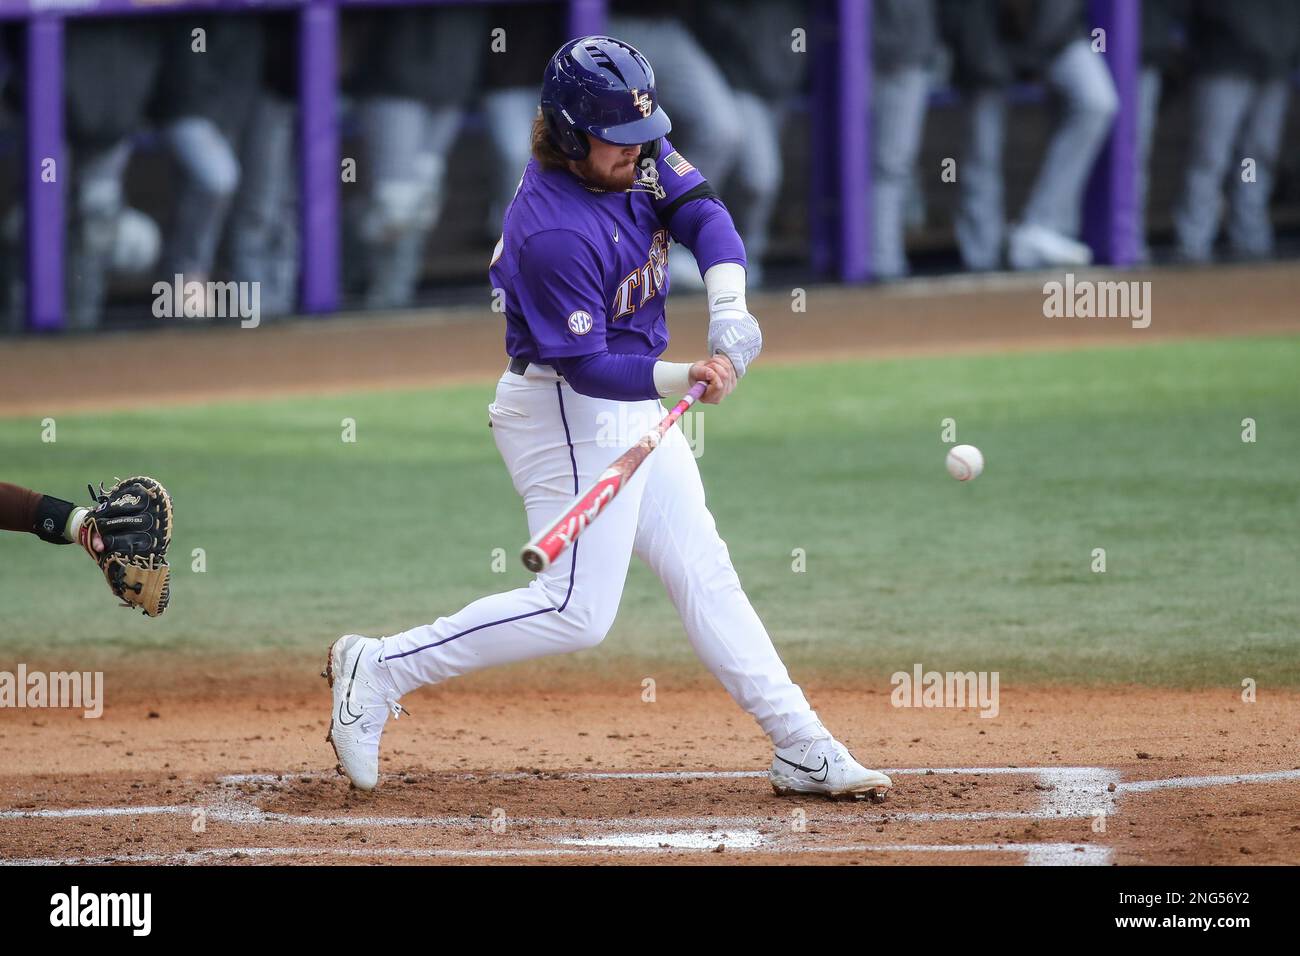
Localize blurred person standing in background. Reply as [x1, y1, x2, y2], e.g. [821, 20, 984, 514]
[1172, 0, 1300, 263]
[154, 15, 264, 298]
[871, 0, 938, 280]
[1, 25, 22, 326]
[223, 14, 300, 318]
[346, 5, 486, 309]
[608, 2, 744, 289]
[1134, 0, 1189, 264]
[939, 0, 1117, 271]
[480, 3, 565, 240]
[691, 1, 806, 289]
[4, 19, 164, 328]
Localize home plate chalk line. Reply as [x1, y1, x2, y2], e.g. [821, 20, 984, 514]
[3, 767, 1297, 866]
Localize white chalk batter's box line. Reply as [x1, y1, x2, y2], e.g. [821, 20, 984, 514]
[5, 842, 1113, 866]
[210, 766, 1300, 822]
[206, 765, 1114, 826]
[4, 767, 1298, 867]
[6, 767, 1298, 828]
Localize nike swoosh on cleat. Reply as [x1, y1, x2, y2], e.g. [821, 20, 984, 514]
[776, 754, 829, 782]
[338, 695, 365, 726]
[337, 651, 366, 725]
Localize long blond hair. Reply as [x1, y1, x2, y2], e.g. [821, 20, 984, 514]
[530, 114, 572, 172]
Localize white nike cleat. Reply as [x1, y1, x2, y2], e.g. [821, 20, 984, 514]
[1007, 222, 1093, 270]
[323, 635, 407, 791]
[770, 735, 892, 801]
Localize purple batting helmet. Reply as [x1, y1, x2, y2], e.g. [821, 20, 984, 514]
[540, 35, 672, 160]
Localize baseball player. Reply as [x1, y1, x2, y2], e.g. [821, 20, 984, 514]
[326, 36, 892, 800]
[0, 479, 173, 617]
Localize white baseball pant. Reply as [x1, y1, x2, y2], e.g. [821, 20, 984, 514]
[375, 362, 822, 747]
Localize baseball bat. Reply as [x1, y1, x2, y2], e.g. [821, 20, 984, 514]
[520, 381, 708, 573]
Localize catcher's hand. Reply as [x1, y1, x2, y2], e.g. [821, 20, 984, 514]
[78, 476, 173, 617]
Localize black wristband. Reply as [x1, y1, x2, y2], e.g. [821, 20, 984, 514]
[33, 495, 75, 545]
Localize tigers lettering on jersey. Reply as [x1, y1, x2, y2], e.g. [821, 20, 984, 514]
[611, 229, 669, 321]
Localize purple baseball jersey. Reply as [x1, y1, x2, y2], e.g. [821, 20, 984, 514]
[491, 137, 732, 364]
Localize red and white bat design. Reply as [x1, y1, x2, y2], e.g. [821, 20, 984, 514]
[520, 381, 708, 573]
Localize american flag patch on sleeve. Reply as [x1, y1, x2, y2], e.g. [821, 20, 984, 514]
[665, 150, 696, 176]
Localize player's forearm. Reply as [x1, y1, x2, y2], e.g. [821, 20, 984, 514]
[0, 482, 86, 543]
[704, 262, 749, 322]
[0, 482, 41, 534]
[704, 262, 763, 378]
[551, 351, 661, 401]
[553, 351, 696, 402]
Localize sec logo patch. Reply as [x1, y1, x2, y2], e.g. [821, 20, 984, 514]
[567, 310, 593, 335]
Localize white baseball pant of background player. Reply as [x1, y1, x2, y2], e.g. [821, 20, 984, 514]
[371, 361, 822, 748]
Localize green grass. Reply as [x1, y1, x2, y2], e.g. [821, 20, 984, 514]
[2, 336, 1297, 686]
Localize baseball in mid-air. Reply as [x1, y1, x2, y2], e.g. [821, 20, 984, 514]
[945, 444, 984, 481]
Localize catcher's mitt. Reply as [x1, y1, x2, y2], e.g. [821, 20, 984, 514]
[79, 476, 173, 617]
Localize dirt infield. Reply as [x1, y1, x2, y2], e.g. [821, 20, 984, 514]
[2, 677, 1298, 865]
[2, 262, 1298, 865]
[3, 262, 1299, 417]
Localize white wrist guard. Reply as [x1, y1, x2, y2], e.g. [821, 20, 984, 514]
[66, 507, 90, 543]
[704, 262, 762, 378]
[652, 361, 694, 399]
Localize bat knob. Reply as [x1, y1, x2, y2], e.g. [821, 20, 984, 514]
[520, 546, 550, 574]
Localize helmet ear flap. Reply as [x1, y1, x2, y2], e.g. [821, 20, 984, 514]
[544, 107, 590, 161]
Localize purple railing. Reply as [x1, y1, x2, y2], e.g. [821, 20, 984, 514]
[1083, 0, 1141, 267]
[3, 0, 1139, 330]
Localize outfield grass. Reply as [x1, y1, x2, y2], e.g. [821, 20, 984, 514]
[2, 336, 1297, 686]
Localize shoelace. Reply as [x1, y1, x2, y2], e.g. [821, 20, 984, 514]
[812, 738, 849, 765]
[352, 673, 411, 723]
[357, 699, 409, 736]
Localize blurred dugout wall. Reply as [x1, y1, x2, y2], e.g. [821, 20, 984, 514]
[1, 1, 1299, 330]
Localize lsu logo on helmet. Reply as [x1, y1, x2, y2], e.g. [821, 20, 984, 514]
[630, 89, 653, 119]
